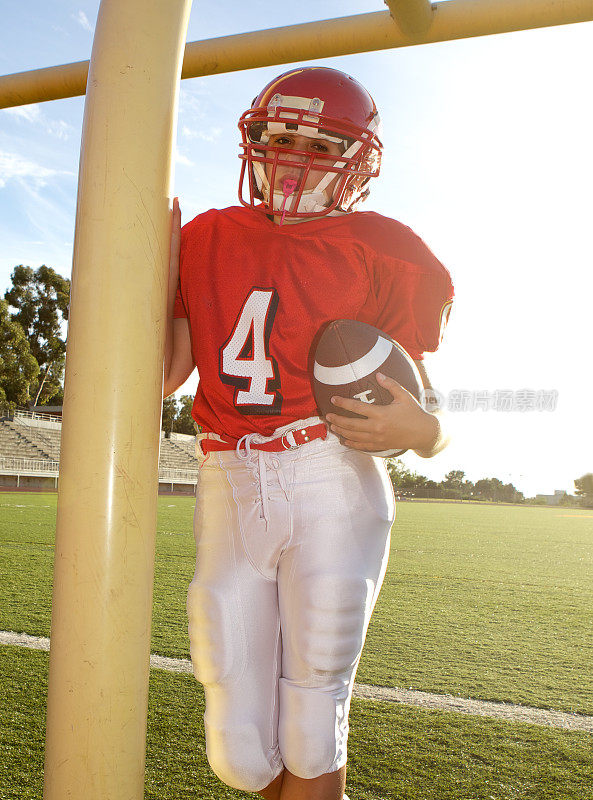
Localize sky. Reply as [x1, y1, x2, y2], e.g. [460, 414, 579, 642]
[1, 1, 592, 498]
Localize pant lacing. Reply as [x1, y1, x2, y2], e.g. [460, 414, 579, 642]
[235, 433, 291, 527]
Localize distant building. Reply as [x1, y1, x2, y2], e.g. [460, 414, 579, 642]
[535, 490, 567, 506]
[30, 405, 63, 418]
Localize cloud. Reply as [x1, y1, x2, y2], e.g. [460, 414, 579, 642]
[3, 105, 41, 123]
[73, 11, 93, 32]
[0, 151, 72, 189]
[2, 104, 74, 141]
[175, 149, 194, 167]
[181, 125, 222, 142]
[180, 82, 210, 104]
[46, 120, 73, 141]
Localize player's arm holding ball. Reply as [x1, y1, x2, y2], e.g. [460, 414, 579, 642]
[326, 362, 449, 458]
[324, 238, 453, 459]
[163, 197, 194, 399]
[411, 359, 450, 457]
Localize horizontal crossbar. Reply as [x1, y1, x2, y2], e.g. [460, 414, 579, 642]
[1, 0, 592, 108]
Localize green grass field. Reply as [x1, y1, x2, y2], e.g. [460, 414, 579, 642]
[1, 492, 592, 798]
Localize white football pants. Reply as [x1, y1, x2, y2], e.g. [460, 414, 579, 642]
[187, 418, 394, 792]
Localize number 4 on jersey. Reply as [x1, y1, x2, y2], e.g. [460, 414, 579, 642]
[219, 288, 283, 415]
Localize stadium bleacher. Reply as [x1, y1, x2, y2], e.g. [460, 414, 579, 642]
[0, 411, 199, 493]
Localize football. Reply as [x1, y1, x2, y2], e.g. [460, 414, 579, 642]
[312, 319, 424, 457]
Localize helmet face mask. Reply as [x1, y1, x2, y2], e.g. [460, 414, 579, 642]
[238, 68, 382, 220]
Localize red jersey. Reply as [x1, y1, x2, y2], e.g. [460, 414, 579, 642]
[174, 205, 453, 438]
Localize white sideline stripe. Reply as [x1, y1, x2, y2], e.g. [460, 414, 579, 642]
[353, 684, 593, 733]
[2, 630, 592, 733]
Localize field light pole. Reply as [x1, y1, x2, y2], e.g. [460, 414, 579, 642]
[43, 1, 191, 798]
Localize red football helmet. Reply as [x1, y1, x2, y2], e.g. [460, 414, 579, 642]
[238, 67, 382, 220]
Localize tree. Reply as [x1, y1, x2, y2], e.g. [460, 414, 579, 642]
[500, 482, 524, 503]
[574, 474, 593, 509]
[414, 479, 442, 499]
[161, 394, 197, 435]
[461, 479, 475, 500]
[473, 478, 495, 500]
[174, 394, 197, 435]
[4, 265, 70, 405]
[444, 470, 465, 488]
[441, 469, 466, 498]
[386, 460, 427, 496]
[386, 459, 412, 487]
[162, 396, 178, 435]
[471, 477, 523, 503]
[0, 299, 39, 410]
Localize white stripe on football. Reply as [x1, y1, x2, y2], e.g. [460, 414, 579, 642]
[313, 336, 393, 386]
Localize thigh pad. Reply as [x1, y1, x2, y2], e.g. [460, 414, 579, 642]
[291, 572, 371, 679]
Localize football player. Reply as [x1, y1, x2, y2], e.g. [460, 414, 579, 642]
[164, 66, 453, 800]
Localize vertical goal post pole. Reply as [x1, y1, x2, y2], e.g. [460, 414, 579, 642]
[384, 0, 435, 38]
[43, 1, 192, 798]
